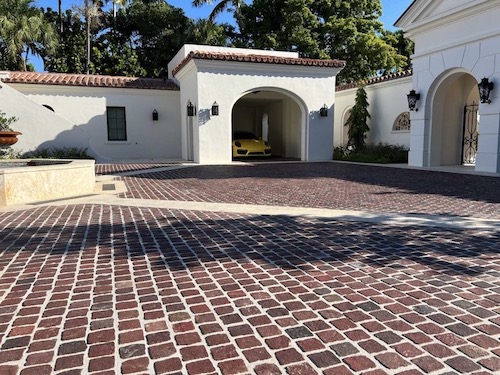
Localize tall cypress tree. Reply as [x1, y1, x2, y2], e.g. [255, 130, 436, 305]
[346, 85, 370, 150]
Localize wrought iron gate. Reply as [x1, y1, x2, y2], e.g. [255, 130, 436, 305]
[462, 102, 479, 165]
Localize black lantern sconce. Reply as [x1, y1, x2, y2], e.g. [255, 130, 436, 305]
[211, 101, 219, 116]
[407, 89, 421, 111]
[187, 101, 196, 117]
[478, 77, 494, 104]
[320, 104, 328, 117]
[152, 109, 159, 121]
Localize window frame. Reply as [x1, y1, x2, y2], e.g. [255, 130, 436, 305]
[106, 106, 127, 141]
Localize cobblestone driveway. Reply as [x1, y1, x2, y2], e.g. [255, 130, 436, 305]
[119, 163, 500, 219]
[0, 162, 499, 374]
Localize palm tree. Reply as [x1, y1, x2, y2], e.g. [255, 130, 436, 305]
[192, 0, 244, 22]
[58, 0, 63, 32]
[0, 0, 57, 71]
[112, 0, 127, 18]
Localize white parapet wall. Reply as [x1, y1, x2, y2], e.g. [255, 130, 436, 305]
[0, 159, 95, 206]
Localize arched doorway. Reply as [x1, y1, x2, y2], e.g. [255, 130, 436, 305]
[232, 90, 304, 160]
[342, 108, 352, 147]
[428, 70, 480, 166]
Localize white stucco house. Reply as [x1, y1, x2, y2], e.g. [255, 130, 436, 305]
[1, 0, 500, 173]
[335, 0, 500, 174]
[0, 46, 345, 164]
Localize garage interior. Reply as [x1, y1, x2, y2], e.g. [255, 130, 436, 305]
[232, 91, 302, 160]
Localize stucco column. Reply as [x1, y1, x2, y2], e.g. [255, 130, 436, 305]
[475, 105, 500, 173]
[408, 107, 429, 167]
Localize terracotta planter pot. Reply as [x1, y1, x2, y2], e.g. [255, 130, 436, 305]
[0, 131, 22, 147]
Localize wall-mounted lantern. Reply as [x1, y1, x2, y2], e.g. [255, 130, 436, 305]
[187, 101, 196, 117]
[478, 77, 494, 104]
[320, 104, 328, 117]
[407, 89, 421, 111]
[152, 109, 159, 121]
[211, 101, 219, 116]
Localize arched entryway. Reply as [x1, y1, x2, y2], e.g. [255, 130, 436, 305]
[341, 108, 352, 147]
[428, 70, 480, 166]
[231, 89, 305, 160]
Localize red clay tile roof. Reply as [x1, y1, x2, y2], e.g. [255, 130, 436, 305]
[172, 51, 346, 76]
[2, 72, 179, 90]
[336, 69, 413, 91]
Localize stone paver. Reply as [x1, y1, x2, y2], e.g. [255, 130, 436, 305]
[119, 162, 500, 219]
[0, 162, 499, 374]
[96, 163, 180, 176]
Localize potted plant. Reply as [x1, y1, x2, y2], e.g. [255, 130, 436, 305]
[0, 110, 22, 148]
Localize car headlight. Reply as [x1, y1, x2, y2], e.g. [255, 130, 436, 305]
[235, 141, 241, 147]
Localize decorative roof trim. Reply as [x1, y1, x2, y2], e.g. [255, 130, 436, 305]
[336, 69, 413, 92]
[172, 51, 346, 77]
[1, 72, 179, 90]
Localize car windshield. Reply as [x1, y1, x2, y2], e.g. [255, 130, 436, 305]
[233, 132, 258, 140]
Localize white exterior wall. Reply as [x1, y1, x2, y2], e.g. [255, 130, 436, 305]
[398, 0, 500, 173]
[0, 81, 76, 154]
[168, 44, 299, 83]
[175, 59, 341, 164]
[6, 84, 182, 162]
[334, 77, 412, 148]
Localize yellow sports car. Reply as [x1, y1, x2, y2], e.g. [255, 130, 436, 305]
[232, 131, 271, 158]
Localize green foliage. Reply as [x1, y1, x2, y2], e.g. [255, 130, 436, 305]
[0, 0, 57, 71]
[333, 143, 409, 164]
[91, 34, 146, 77]
[381, 29, 414, 73]
[346, 85, 370, 150]
[40, 9, 87, 73]
[187, 19, 230, 46]
[0, 110, 18, 131]
[2, 0, 412, 82]
[0, 146, 22, 158]
[113, 0, 193, 77]
[192, 0, 244, 22]
[40, 1, 199, 77]
[235, 0, 407, 83]
[23, 146, 93, 159]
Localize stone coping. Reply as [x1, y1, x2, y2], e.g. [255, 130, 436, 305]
[0, 159, 96, 206]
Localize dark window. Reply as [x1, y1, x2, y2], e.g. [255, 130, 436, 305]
[233, 131, 258, 140]
[107, 107, 127, 141]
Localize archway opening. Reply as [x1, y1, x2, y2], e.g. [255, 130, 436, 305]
[232, 90, 302, 160]
[430, 72, 479, 166]
[342, 109, 352, 147]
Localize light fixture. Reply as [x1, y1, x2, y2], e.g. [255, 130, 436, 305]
[478, 77, 494, 104]
[211, 102, 219, 116]
[407, 89, 421, 111]
[152, 109, 158, 121]
[320, 104, 328, 117]
[187, 101, 196, 117]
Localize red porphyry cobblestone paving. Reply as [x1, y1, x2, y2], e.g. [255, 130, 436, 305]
[119, 162, 500, 219]
[0, 162, 499, 374]
[95, 163, 180, 175]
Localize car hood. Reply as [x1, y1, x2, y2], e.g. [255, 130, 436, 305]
[234, 139, 268, 147]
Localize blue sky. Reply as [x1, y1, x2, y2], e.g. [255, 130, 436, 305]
[31, 0, 414, 71]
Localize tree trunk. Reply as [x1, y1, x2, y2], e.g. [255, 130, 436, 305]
[58, 0, 63, 33]
[85, 0, 90, 74]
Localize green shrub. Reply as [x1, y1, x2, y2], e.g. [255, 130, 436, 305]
[0, 111, 18, 131]
[23, 146, 94, 159]
[0, 147, 22, 159]
[333, 143, 408, 164]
